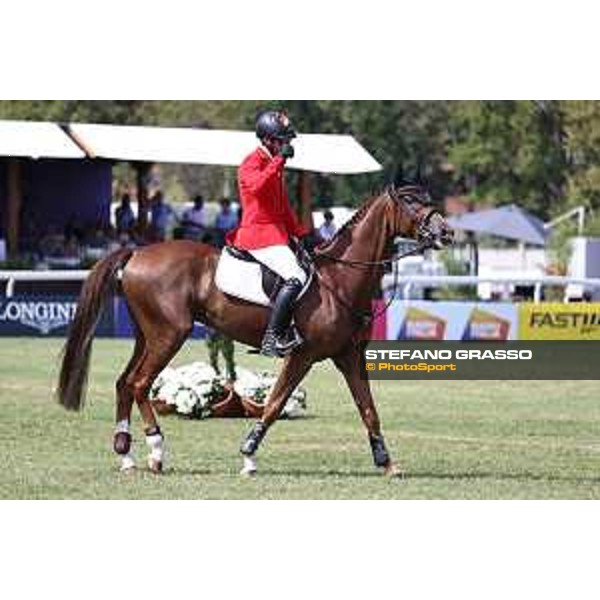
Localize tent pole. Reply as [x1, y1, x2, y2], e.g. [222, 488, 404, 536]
[6, 158, 22, 258]
[134, 162, 152, 232]
[296, 171, 314, 234]
[467, 231, 479, 276]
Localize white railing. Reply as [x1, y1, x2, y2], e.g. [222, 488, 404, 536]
[382, 274, 600, 302]
[3, 270, 600, 303]
[0, 270, 90, 297]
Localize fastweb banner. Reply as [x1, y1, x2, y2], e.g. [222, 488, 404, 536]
[382, 301, 600, 341]
[519, 303, 600, 340]
[360, 341, 600, 380]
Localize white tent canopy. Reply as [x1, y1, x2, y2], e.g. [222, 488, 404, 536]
[69, 123, 382, 174]
[0, 119, 382, 174]
[0, 120, 85, 159]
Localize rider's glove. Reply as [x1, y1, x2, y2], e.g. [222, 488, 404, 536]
[299, 234, 316, 257]
[280, 143, 295, 160]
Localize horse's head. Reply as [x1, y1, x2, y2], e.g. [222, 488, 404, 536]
[388, 185, 453, 249]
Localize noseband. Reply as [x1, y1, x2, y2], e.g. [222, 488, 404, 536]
[415, 207, 444, 249]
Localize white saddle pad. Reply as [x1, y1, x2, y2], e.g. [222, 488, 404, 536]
[215, 248, 313, 307]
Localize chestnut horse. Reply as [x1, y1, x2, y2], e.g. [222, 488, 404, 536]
[57, 185, 452, 476]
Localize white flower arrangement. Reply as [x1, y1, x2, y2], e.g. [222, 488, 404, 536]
[150, 362, 307, 419]
[234, 367, 307, 418]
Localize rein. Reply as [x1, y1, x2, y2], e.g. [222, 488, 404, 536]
[312, 238, 436, 338]
[310, 198, 443, 335]
[315, 237, 431, 267]
[332, 240, 430, 333]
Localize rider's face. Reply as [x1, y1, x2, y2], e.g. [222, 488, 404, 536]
[263, 137, 284, 157]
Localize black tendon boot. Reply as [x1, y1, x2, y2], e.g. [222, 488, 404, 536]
[261, 277, 304, 357]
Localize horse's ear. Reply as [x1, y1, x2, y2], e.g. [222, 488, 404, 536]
[400, 169, 422, 188]
[391, 163, 426, 192]
[392, 164, 405, 189]
[414, 162, 424, 186]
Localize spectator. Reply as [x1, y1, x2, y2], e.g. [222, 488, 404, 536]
[150, 190, 175, 241]
[83, 221, 111, 261]
[216, 197, 238, 233]
[85, 221, 109, 248]
[19, 201, 43, 259]
[115, 194, 136, 234]
[214, 197, 238, 247]
[181, 195, 206, 240]
[39, 225, 65, 259]
[318, 210, 337, 242]
[64, 217, 84, 245]
[63, 235, 81, 261]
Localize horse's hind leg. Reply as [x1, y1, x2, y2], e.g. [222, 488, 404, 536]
[127, 327, 191, 473]
[113, 330, 145, 471]
[333, 346, 403, 477]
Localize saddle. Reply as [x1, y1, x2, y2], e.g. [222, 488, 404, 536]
[215, 242, 314, 307]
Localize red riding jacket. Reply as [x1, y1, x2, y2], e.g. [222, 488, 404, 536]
[226, 146, 308, 250]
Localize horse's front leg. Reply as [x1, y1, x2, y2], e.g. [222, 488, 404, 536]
[333, 346, 403, 477]
[239, 351, 312, 475]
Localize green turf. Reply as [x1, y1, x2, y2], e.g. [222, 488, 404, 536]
[1, 337, 599, 499]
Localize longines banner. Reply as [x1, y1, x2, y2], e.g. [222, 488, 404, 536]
[0, 294, 208, 338]
[519, 302, 600, 340]
[361, 341, 600, 380]
[0, 294, 113, 337]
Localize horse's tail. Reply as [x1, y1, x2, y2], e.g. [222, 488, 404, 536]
[57, 248, 134, 411]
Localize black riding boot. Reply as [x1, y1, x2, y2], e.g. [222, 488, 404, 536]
[261, 278, 303, 357]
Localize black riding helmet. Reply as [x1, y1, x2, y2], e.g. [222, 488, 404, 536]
[256, 110, 297, 142]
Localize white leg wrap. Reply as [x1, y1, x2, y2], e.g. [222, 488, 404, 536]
[240, 455, 257, 476]
[115, 419, 130, 435]
[146, 432, 165, 463]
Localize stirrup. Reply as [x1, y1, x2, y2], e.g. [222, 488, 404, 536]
[260, 327, 303, 357]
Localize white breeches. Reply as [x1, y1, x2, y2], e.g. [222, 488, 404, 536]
[248, 245, 307, 285]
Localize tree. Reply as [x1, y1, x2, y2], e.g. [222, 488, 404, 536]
[447, 101, 567, 220]
[268, 101, 453, 208]
[560, 100, 600, 212]
[0, 100, 145, 124]
[7, 100, 596, 224]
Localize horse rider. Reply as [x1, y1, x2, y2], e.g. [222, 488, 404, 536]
[226, 110, 309, 357]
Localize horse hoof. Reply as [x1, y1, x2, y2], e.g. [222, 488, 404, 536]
[120, 455, 136, 472]
[148, 458, 163, 474]
[384, 463, 405, 478]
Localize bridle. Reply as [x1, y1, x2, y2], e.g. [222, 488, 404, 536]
[311, 188, 446, 330]
[315, 188, 443, 268]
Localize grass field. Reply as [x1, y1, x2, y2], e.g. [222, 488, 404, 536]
[1, 337, 599, 499]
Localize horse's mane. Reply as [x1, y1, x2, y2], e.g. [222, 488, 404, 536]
[315, 195, 379, 253]
[315, 184, 425, 254]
